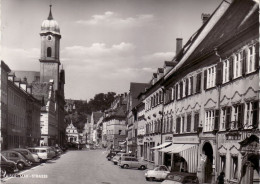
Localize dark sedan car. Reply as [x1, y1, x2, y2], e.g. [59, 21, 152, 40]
[161, 172, 199, 184]
[1, 155, 18, 178]
[2, 150, 31, 170]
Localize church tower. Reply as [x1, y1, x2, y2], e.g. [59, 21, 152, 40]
[39, 5, 61, 91]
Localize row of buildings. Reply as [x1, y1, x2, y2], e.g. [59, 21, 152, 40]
[88, 0, 259, 183]
[0, 5, 66, 149]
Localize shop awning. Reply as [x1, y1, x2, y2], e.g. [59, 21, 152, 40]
[169, 144, 195, 154]
[159, 144, 183, 153]
[160, 144, 198, 173]
[151, 142, 172, 150]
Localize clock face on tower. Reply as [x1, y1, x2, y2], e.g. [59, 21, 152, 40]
[47, 35, 52, 41]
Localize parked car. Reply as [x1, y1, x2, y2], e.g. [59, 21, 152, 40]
[27, 147, 53, 161]
[106, 151, 118, 161]
[11, 148, 41, 164]
[118, 156, 147, 170]
[145, 165, 170, 181]
[161, 172, 199, 184]
[1, 155, 18, 178]
[1, 150, 31, 170]
[112, 153, 134, 165]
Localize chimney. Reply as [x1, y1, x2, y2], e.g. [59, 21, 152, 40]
[201, 13, 211, 24]
[176, 38, 183, 55]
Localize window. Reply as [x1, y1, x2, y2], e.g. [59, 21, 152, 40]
[206, 66, 216, 89]
[234, 52, 242, 78]
[183, 80, 186, 98]
[176, 117, 181, 133]
[223, 59, 230, 83]
[186, 114, 191, 132]
[220, 155, 226, 172]
[176, 83, 180, 99]
[47, 47, 52, 57]
[205, 110, 215, 131]
[118, 130, 122, 135]
[232, 104, 244, 129]
[194, 113, 199, 132]
[245, 101, 259, 128]
[231, 156, 238, 180]
[247, 45, 256, 73]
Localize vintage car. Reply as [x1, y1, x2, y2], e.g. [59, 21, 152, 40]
[118, 156, 147, 170]
[145, 165, 170, 181]
[1, 155, 18, 178]
[161, 172, 199, 184]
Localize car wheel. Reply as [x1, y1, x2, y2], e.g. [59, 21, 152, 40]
[113, 162, 117, 165]
[17, 162, 25, 170]
[1, 168, 7, 178]
[123, 164, 129, 169]
[147, 177, 154, 181]
[140, 165, 146, 170]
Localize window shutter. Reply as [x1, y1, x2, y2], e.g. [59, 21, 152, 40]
[214, 109, 220, 131]
[242, 50, 247, 76]
[255, 42, 259, 69]
[229, 56, 233, 80]
[172, 87, 175, 101]
[196, 73, 202, 93]
[176, 118, 180, 133]
[187, 114, 191, 132]
[237, 104, 244, 129]
[190, 76, 193, 95]
[180, 82, 183, 99]
[204, 70, 207, 90]
[176, 84, 179, 100]
[158, 120, 161, 133]
[252, 101, 259, 128]
[185, 78, 189, 97]
[170, 117, 173, 132]
[226, 107, 231, 130]
[194, 113, 199, 132]
[216, 62, 223, 86]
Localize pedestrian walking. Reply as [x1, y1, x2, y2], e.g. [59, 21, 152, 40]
[217, 172, 225, 184]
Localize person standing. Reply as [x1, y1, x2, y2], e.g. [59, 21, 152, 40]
[217, 172, 225, 184]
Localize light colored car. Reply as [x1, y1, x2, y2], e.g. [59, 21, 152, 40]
[27, 147, 53, 161]
[145, 165, 170, 181]
[112, 153, 133, 165]
[161, 172, 199, 184]
[1, 151, 31, 170]
[11, 148, 41, 163]
[118, 156, 147, 170]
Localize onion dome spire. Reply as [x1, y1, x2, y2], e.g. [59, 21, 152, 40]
[48, 4, 53, 20]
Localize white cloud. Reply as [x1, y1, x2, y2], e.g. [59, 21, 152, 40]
[142, 51, 175, 62]
[76, 11, 154, 27]
[1, 47, 40, 70]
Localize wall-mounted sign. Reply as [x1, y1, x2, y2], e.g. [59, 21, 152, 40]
[165, 136, 172, 142]
[173, 136, 199, 144]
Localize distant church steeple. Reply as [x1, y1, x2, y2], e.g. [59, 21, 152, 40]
[39, 5, 61, 91]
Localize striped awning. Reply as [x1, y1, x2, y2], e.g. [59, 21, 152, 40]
[160, 144, 198, 173]
[151, 142, 172, 150]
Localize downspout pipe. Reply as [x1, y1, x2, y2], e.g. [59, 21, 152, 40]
[214, 47, 222, 181]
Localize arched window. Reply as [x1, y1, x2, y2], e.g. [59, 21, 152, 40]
[47, 47, 52, 57]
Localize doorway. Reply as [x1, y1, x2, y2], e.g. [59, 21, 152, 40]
[202, 142, 213, 183]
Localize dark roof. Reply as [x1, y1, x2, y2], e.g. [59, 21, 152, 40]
[130, 82, 150, 109]
[158, 68, 164, 73]
[185, 0, 258, 64]
[164, 61, 177, 67]
[14, 71, 40, 84]
[32, 82, 52, 104]
[93, 112, 103, 124]
[1, 61, 11, 72]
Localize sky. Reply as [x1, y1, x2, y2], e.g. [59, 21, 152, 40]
[1, 0, 222, 101]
